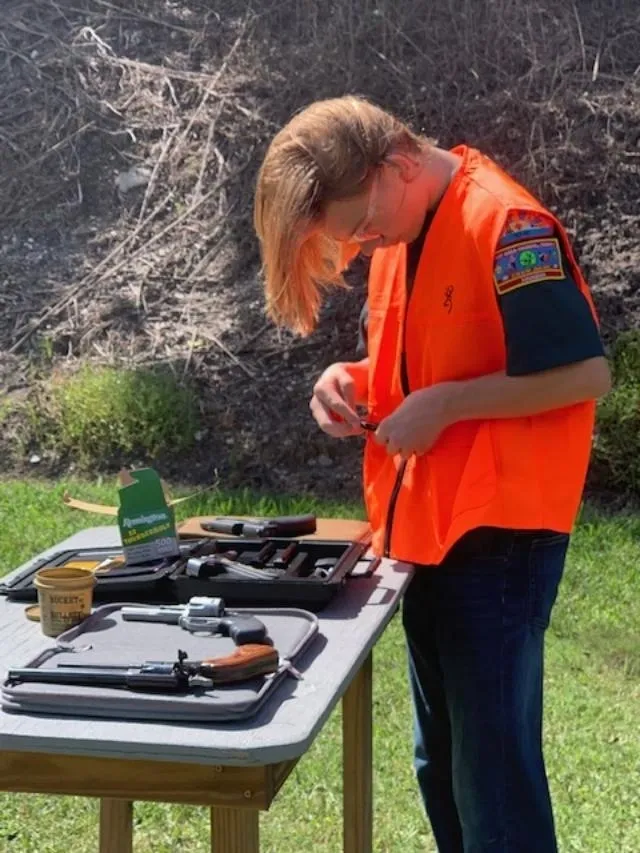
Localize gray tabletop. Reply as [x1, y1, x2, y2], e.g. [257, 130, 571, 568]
[0, 527, 413, 767]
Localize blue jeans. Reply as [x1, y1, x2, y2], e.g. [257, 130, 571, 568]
[401, 527, 569, 853]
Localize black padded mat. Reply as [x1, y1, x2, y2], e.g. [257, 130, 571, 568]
[2, 604, 319, 723]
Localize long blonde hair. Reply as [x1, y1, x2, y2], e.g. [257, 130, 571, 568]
[254, 96, 424, 335]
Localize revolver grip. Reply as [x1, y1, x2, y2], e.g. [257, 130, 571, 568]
[177, 613, 268, 645]
[224, 615, 268, 645]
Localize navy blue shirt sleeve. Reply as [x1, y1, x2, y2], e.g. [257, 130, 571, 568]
[494, 211, 605, 377]
[342, 252, 371, 358]
[356, 300, 369, 359]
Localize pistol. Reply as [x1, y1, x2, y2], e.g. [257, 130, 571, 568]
[6, 646, 279, 692]
[200, 513, 317, 538]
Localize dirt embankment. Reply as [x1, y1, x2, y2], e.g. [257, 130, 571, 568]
[1, 0, 639, 500]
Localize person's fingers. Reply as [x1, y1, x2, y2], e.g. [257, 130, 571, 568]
[312, 379, 361, 428]
[337, 373, 357, 411]
[386, 438, 400, 456]
[310, 395, 362, 437]
[373, 420, 408, 457]
[328, 423, 364, 438]
[386, 439, 411, 457]
[373, 419, 390, 446]
[373, 429, 391, 452]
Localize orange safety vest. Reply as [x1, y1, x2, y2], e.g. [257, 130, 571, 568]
[363, 146, 598, 565]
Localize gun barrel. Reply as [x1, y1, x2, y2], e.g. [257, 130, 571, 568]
[7, 661, 191, 692]
[121, 606, 183, 623]
[122, 598, 225, 624]
[8, 666, 130, 687]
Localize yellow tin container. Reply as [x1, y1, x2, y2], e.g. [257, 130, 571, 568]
[33, 567, 96, 637]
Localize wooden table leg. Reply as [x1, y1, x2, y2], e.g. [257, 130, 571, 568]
[342, 651, 373, 853]
[99, 798, 133, 853]
[211, 806, 259, 853]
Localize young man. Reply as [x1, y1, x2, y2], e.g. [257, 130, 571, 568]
[254, 95, 610, 852]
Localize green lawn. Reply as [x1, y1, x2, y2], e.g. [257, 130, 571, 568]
[0, 479, 638, 852]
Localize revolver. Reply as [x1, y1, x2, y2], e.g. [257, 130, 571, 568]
[121, 597, 268, 645]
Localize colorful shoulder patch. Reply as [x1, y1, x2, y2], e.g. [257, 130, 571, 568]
[498, 210, 555, 247]
[494, 237, 565, 295]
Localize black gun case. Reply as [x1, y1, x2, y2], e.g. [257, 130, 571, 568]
[0, 536, 378, 611]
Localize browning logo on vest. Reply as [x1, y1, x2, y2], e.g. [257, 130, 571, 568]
[494, 237, 565, 295]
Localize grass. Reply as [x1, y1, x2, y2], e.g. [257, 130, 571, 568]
[594, 330, 640, 496]
[0, 479, 638, 852]
[22, 366, 200, 467]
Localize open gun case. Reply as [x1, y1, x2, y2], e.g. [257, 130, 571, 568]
[3, 602, 319, 722]
[0, 531, 376, 611]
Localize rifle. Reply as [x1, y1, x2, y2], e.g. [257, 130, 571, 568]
[6, 646, 279, 693]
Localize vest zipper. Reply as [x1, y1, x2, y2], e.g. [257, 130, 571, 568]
[383, 458, 407, 557]
[383, 266, 413, 558]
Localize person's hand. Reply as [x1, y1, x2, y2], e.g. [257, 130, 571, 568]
[374, 385, 453, 457]
[310, 362, 364, 437]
